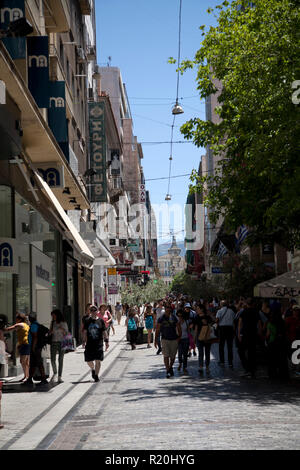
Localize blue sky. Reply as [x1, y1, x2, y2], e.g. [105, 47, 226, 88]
[95, 0, 219, 244]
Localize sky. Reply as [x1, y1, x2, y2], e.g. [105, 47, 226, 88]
[95, 0, 219, 244]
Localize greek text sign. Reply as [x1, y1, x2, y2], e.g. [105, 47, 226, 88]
[88, 102, 107, 202]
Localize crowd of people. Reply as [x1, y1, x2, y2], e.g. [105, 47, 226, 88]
[122, 295, 300, 381]
[1, 295, 299, 387]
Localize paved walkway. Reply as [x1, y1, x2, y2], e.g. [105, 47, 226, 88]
[1, 320, 300, 450]
[0, 320, 127, 450]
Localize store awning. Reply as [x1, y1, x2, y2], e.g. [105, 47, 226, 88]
[80, 221, 116, 266]
[34, 172, 94, 267]
[254, 271, 300, 299]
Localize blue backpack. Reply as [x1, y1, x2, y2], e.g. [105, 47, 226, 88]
[127, 317, 137, 331]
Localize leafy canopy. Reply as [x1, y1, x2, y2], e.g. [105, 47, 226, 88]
[179, 0, 300, 248]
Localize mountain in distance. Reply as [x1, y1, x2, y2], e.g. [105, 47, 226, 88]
[158, 239, 186, 257]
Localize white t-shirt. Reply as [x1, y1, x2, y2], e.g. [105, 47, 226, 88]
[155, 307, 165, 320]
[216, 307, 235, 326]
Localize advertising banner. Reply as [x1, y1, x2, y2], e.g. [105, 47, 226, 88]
[48, 81, 69, 161]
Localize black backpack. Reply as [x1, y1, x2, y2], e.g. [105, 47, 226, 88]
[36, 323, 50, 348]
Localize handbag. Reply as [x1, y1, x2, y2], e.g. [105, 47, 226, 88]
[61, 332, 75, 353]
[198, 325, 210, 342]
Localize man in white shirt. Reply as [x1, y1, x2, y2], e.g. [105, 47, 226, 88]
[216, 300, 236, 367]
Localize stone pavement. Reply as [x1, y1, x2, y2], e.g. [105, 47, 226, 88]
[27, 335, 300, 450]
[0, 319, 127, 450]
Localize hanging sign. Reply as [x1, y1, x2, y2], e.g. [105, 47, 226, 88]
[0, 0, 26, 59]
[27, 36, 50, 108]
[88, 102, 107, 202]
[48, 81, 69, 161]
[140, 184, 146, 203]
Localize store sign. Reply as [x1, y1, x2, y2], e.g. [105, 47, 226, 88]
[48, 81, 69, 161]
[0, 238, 18, 273]
[128, 240, 139, 253]
[0, 0, 26, 60]
[88, 102, 107, 202]
[107, 267, 118, 294]
[33, 163, 64, 188]
[31, 247, 52, 289]
[27, 36, 49, 108]
[140, 184, 146, 203]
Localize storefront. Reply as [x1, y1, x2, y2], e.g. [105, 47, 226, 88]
[0, 183, 94, 374]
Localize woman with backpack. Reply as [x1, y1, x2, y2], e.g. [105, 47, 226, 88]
[49, 309, 68, 383]
[126, 308, 139, 350]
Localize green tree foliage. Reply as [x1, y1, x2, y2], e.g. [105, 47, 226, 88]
[179, 0, 300, 248]
[121, 280, 169, 307]
[171, 271, 222, 300]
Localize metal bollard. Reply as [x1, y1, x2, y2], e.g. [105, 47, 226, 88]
[0, 381, 3, 429]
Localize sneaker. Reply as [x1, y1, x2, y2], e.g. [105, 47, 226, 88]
[58, 376, 63, 383]
[50, 374, 58, 383]
[36, 378, 48, 386]
[21, 378, 34, 386]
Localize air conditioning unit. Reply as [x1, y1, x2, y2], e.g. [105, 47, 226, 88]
[76, 46, 87, 63]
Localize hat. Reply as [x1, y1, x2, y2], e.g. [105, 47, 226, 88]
[184, 303, 191, 308]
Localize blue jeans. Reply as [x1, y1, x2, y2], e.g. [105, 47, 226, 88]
[178, 338, 190, 369]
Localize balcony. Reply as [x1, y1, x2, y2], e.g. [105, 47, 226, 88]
[86, 45, 96, 61]
[79, 0, 92, 15]
[108, 176, 124, 200]
[43, 0, 71, 33]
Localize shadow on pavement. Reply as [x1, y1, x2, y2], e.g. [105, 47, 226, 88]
[2, 382, 60, 393]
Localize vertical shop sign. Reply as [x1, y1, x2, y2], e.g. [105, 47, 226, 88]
[27, 36, 49, 108]
[48, 81, 69, 161]
[88, 102, 107, 202]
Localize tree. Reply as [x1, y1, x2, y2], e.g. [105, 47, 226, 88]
[178, 0, 300, 248]
[121, 280, 169, 307]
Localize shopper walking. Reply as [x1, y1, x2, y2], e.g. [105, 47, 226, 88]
[237, 298, 261, 378]
[216, 300, 236, 367]
[144, 305, 155, 348]
[155, 301, 165, 355]
[49, 309, 68, 383]
[126, 308, 140, 350]
[83, 305, 109, 382]
[98, 304, 113, 336]
[4, 313, 30, 382]
[194, 304, 213, 373]
[115, 302, 123, 325]
[177, 309, 191, 374]
[155, 304, 182, 378]
[22, 313, 48, 386]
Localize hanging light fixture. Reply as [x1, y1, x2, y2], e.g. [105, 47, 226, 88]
[172, 100, 184, 115]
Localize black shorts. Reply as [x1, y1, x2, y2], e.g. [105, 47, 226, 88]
[84, 347, 104, 362]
